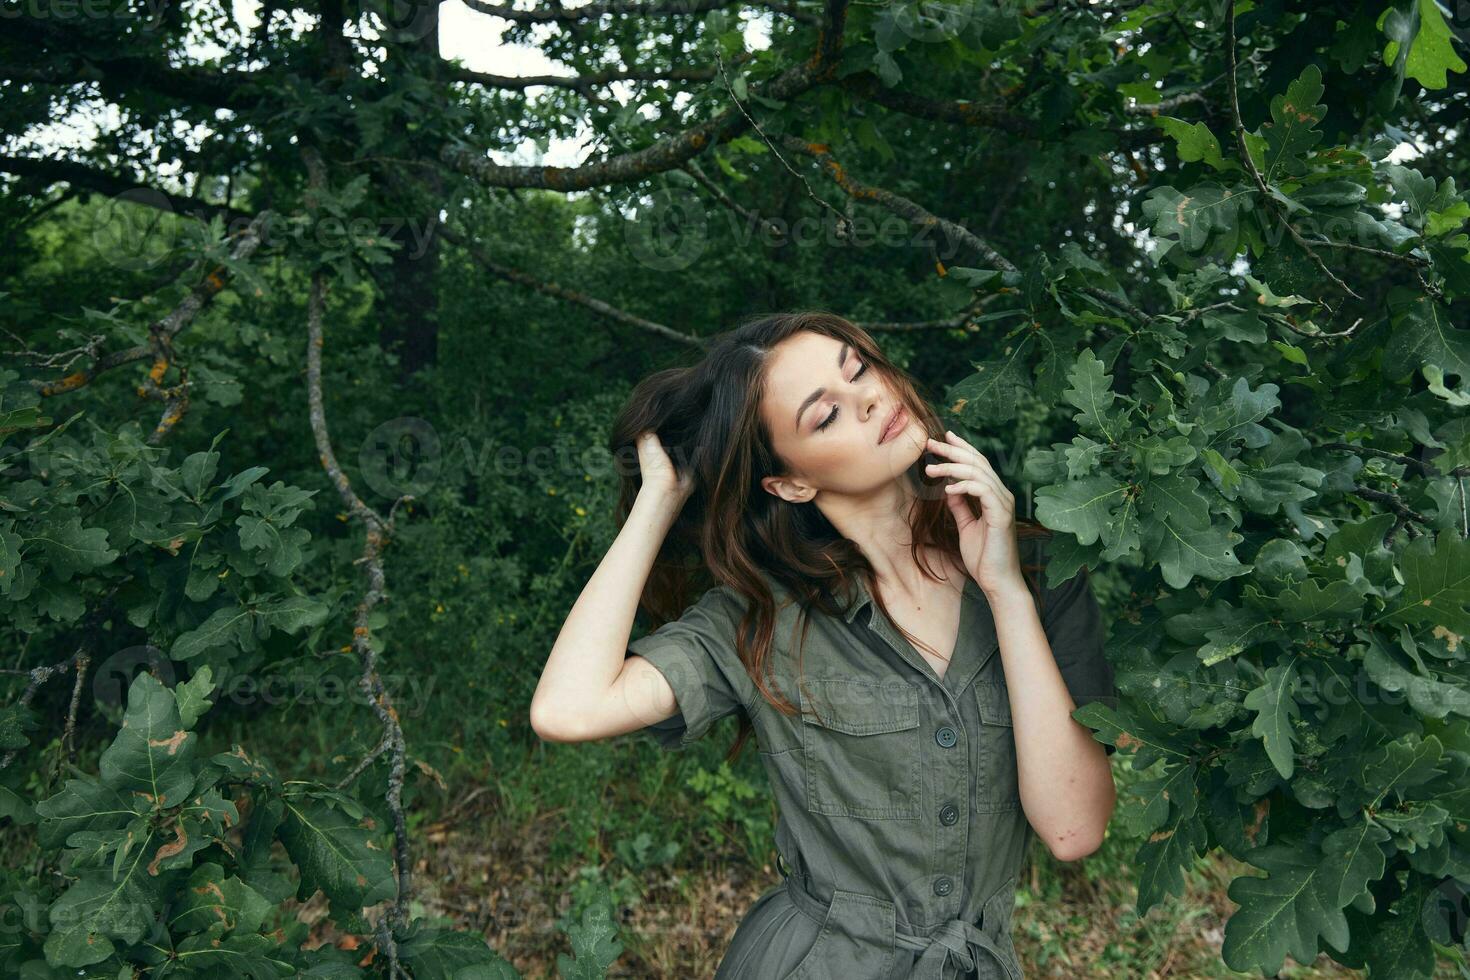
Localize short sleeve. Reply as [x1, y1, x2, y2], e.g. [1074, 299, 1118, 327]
[626, 586, 754, 751]
[1039, 561, 1119, 755]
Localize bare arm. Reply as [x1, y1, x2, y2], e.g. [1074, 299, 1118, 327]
[529, 434, 691, 743]
[925, 430, 1114, 860]
[989, 582, 1116, 862]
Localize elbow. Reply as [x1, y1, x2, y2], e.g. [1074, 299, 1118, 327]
[1047, 830, 1104, 863]
[530, 697, 579, 743]
[1046, 793, 1111, 863]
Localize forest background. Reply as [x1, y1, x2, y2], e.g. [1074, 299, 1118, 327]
[2, 0, 1469, 977]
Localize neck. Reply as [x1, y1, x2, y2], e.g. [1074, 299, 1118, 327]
[816, 476, 960, 602]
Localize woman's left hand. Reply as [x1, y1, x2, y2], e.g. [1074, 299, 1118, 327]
[925, 431, 1026, 597]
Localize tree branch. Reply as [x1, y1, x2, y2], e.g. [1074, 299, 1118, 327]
[780, 136, 1018, 273]
[437, 223, 704, 345]
[836, 71, 1038, 138]
[1, 19, 263, 111]
[836, 71, 1169, 152]
[302, 145, 415, 973]
[1224, 0, 1361, 302]
[448, 61, 737, 91]
[461, 0, 815, 23]
[0, 154, 254, 228]
[680, 157, 782, 240]
[23, 210, 272, 435]
[853, 296, 1009, 333]
[439, 0, 850, 190]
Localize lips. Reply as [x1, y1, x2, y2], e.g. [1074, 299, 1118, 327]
[878, 404, 907, 444]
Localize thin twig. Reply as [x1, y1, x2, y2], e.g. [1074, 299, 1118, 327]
[711, 41, 851, 236]
[25, 209, 272, 446]
[0, 650, 84, 770]
[680, 157, 782, 240]
[1224, 0, 1361, 302]
[1321, 442, 1470, 478]
[780, 136, 1017, 272]
[437, 223, 703, 346]
[301, 143, 414, 971]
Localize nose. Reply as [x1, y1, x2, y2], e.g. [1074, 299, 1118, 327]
[861, 379, 882, 423]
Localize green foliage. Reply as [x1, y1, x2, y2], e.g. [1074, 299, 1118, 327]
[0, 413, 514, 974]
[685, 760, 772, 868]
[4, 0, 1470, 976]
[961, 52, 1470, 979]
[5, 667, 519, 976]
[555, 883, 623, 980]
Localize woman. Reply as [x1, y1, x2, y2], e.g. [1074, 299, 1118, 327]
[530, 311, 1118, 980]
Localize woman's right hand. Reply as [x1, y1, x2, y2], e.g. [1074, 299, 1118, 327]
[635, 431, 693, 505]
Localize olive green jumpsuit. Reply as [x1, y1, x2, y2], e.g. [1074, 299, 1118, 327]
[626, 545, 1118, 980]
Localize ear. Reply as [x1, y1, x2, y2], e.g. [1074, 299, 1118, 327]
[761, 474, 814, 504]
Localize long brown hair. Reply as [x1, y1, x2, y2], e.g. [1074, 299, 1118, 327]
[610, 310, 1052, 763]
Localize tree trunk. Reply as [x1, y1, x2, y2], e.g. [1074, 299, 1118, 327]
[378, 0, 443, 381]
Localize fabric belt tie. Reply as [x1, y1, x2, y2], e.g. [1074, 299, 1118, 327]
[778, 858, 1019, 980]
[898, 917, 1019, 980]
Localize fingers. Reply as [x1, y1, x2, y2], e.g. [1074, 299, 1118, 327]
[944, 479, 1013, 523]
[926, 460, 1006, 501]
[929, 443, 1011, 502]
[926, 449, 1013, 522]
[927, 433, 997, 475]
[944, 429, 980, 454]
[924, 461, 989, 481]
[925, 435, 1012, 504]
[944, 482, 978, 531]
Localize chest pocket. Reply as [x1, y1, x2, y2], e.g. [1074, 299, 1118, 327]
[800, 678, 920, 820]
[974, 680, 1020, 812]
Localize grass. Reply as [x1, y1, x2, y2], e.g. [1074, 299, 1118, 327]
[7, 709, 1464, 978]
[386, 731, 1432, 980]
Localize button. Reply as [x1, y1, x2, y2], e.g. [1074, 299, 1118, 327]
[935, 726, 957, 748]
[938, 802, 959, 826]
[933, 876, 953, 896]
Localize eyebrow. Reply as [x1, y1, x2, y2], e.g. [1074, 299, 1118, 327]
[795, 341, 849, 432]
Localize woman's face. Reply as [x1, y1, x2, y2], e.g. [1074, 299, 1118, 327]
[758, 330, 927, 503]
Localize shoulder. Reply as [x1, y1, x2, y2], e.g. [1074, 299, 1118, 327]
[668, 584, 748, 633]
[716, 569, 816, 657]
[699, 568, 836, 641]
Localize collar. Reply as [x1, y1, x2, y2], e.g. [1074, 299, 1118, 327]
[839, 573, 871, 624]
[839, 573, 1002, 690]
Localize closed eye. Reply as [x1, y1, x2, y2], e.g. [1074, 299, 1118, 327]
[817, 361, 868, 431]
